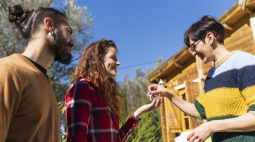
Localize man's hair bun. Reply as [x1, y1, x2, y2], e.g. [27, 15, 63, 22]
[8, 3, 29, 28]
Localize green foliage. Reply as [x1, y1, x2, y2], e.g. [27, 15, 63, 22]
[58, 100, 67, 142]
[120, 85, 128, 116]
[131, 111, 162, 142]
[60, 132, 67, 142]
[119, 110, 162, 142]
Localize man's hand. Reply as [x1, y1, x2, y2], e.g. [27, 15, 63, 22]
[187, 121, 214, 142]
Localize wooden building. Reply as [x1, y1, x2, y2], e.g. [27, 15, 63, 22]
[148, 0, 255, 141]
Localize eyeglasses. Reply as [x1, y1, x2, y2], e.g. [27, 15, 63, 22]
[189, 34, 206, 52]
[189, 34, 217, 52]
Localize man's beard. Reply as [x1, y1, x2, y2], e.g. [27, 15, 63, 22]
[48, 30, 73, 65]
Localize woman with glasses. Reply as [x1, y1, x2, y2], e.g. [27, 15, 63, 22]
[148, 15, 255, 142]
[65, 38, 163, 142]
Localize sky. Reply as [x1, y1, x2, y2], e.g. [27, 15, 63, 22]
[58, 0, 238, 82]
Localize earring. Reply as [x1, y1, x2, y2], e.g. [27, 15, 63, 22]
[49, 31, 54, 36]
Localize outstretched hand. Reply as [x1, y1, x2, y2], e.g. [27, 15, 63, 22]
[148, 84, 172, 98]
[145, 97, 163, 113]
[134, 97, 163, 119]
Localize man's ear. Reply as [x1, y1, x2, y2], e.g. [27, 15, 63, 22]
[207, 32, 215, 45]
[44, 17, 55, 33]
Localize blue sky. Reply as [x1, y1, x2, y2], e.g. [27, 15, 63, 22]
[59, 0, 238, 82]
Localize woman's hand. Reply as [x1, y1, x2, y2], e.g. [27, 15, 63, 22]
[134, 97, 163, 119]
[144, 97, 163, 113]
[187, 121, 214, 142]
[148, 84, 172, 98]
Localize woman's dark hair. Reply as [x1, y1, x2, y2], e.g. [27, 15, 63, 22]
[8, 3, 66, 40]
[184, 15, 225, 46]
[72, 38, 123, 119]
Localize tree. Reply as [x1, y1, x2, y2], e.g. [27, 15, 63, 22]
[119, 58, 164, 142]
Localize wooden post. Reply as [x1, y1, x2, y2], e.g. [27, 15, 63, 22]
[250, 12, 255, 44]
[185, 81, 203, 129]
[159, 79, 171, 142]
[195, 56, 204, 92]
[160, 98, 168, 142]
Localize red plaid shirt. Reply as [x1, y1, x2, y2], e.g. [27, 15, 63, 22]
[65, 78, 139, 142]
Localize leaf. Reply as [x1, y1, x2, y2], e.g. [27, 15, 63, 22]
[61, 107, 65, 114]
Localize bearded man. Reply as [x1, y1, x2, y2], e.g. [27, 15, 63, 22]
[0, 3, 74, 142]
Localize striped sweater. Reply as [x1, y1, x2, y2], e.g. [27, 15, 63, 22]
[195, 51, 255, 142]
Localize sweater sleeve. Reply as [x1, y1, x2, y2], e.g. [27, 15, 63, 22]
[0, 63, 21, 141]
[119, 115, 140, 142]
[235, 52, 255, 112]
[194, 100, 206, 120]
[65, 81, 92, 142]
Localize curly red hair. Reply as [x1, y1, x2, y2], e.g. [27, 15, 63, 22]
[71, 38, 123, 119]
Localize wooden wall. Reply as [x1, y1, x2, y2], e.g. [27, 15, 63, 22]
[225, 14, 255, 53]
[165, 56, 197, 90]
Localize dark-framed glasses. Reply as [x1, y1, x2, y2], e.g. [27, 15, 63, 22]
[189, 34, 206, 52]
[189, 34, 217, 52]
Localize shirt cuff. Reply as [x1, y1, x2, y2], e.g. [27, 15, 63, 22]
[132, 113, 141, 122]
[195, 109, 203, 121]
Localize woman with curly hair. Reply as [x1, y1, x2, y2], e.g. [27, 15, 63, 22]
[65, 38, 162, 142]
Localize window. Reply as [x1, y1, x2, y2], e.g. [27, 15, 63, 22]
[179, 90, 192, 131]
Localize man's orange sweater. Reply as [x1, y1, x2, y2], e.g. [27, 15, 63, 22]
[0, 54, 60, 142]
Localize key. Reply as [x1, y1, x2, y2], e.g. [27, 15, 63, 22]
[147, 93, 153, 101]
